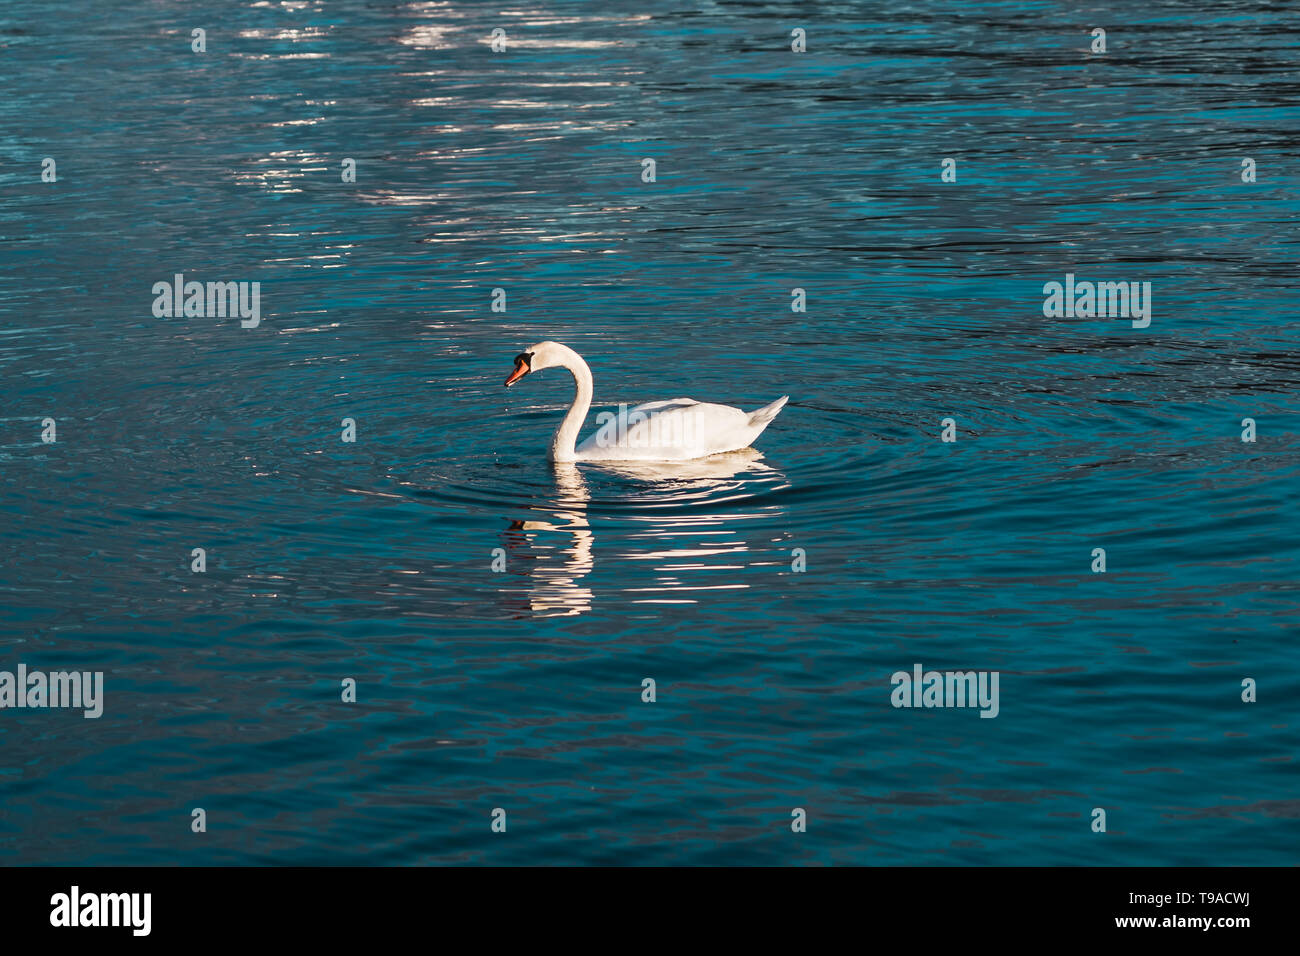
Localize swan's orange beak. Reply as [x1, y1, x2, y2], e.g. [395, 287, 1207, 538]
[504, 358, 529, 387]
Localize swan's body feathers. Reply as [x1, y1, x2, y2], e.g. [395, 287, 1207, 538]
[574, 396, 787, 461]
[504, 341, 788, 462]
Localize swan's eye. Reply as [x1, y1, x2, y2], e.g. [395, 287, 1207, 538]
[514, 352, 533, 368]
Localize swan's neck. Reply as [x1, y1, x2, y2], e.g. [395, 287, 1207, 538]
[549, 347, 593, 463]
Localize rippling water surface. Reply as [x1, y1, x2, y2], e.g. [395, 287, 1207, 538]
[1, 0, 1297, 865]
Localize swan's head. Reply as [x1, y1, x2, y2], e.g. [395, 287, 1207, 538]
[504, 340, 565, 387]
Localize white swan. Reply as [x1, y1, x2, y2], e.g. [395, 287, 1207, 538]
[504, 341, 788, 463]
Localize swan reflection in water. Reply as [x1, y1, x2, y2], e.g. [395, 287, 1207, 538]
[500, 462, 595, 617]
[498, 448, 785, 617]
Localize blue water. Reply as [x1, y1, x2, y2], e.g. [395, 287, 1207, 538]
[1, 0, 1297, 865]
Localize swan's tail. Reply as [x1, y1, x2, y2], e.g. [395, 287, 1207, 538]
[747, 395, 789, 432]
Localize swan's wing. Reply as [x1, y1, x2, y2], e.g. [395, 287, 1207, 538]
[577, 399, 753, 458]
[626, 397, 700, 417]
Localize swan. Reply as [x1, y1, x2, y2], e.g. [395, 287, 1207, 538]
[504, 341, 788, 463]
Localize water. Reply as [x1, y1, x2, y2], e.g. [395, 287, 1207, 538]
[1, 0, 1297, 865]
